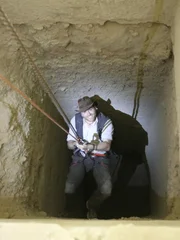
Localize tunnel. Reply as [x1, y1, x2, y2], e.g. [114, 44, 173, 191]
[0, 0, 180, 222]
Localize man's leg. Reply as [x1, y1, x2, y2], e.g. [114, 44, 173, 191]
[87, 157, 112, 218]
[65, 155, 85, 194]
[64, 155, 85, 217]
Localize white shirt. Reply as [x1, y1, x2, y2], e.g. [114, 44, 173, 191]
[67, 115, 114, 154]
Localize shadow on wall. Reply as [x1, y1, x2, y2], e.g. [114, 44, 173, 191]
[89, 95, 151, 218]
[91, 95, 148, 156]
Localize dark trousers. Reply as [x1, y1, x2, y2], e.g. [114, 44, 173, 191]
[65, 154, 112, 210]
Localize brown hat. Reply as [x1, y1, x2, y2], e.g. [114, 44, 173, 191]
[77, 96, 94, 112]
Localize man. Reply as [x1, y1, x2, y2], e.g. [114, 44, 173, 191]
[65, 96, 114, 218]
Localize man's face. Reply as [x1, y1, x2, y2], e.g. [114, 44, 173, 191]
[81, 107, 97, 122]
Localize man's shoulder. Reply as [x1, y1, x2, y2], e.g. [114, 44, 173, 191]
[70, 116, 76, 125]
[97, 112, 111, 121]
[97, 112, 112, 132]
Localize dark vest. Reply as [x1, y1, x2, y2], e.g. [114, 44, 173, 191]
[75, 112, 110, 140]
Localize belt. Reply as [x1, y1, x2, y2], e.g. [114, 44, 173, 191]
[90, 153, 106, 157]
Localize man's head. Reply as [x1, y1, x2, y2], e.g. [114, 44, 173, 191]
[77, 96, 97, 123]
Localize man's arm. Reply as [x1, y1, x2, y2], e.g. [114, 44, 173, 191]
[67, 117, 113, 152]
[66, 117, 77, 150]
[74, 140, 112, 152]
[94, 140, 111, 151]
[67, 140, 76, 150]
[98, 118, 114, 151]
[75, 118, 114, 152]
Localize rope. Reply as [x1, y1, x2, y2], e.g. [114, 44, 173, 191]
[0, 6, 79, 139]
[0, 73, 78, 142]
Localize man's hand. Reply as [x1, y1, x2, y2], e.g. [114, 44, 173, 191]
[75, 142, 95, 152]
[76, 142, 88, 151]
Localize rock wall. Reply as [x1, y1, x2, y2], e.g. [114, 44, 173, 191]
[0, 0, 179, 219]
[168, 1, 180, 219]
[0, 21, 69, 218]
[0, 0, 177, 26]
[9, 20, 172, 118]
[145, 62, 179, 218]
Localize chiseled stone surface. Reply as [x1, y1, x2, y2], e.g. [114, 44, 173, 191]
[0, 22, 69, 217]
[0, 0, 179, 220]
[0, 0, 177, 26]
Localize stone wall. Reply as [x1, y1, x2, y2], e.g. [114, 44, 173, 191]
[146, 62, 179, 218]
[167, 1, 180, 219]
[0, 21, 69, 218]
[0, 0, 177, 26]
[0, 0, 179, 219]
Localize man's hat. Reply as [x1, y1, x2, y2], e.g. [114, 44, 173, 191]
[77, 96, 94, 112]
